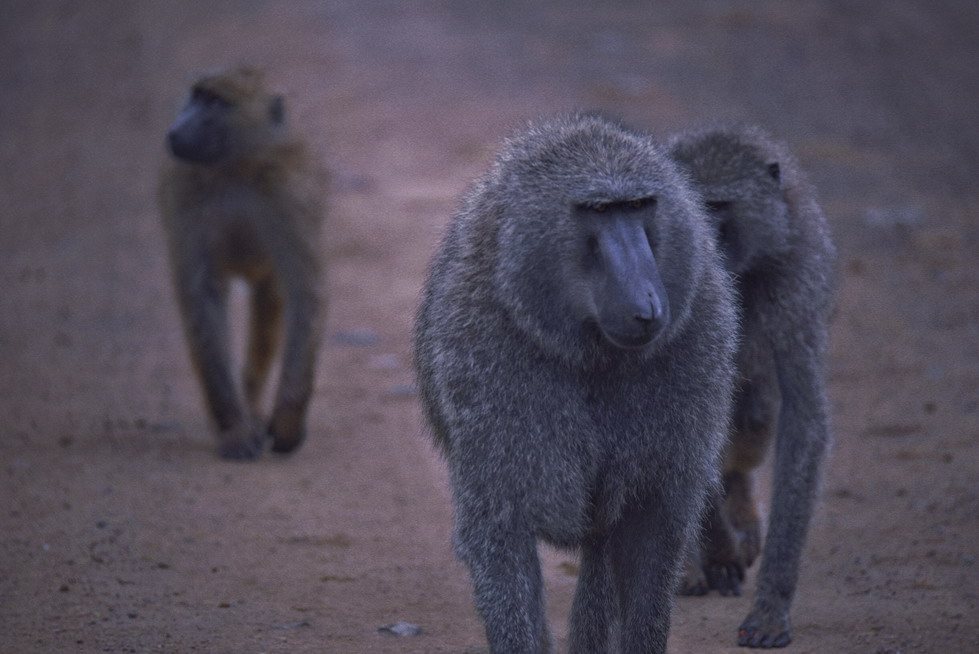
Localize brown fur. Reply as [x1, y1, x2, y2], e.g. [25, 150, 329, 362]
[158, 66, 327, 459]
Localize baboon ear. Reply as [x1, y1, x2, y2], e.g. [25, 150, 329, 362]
[269, 95, 285, 125]
[767, 162, 781, 183]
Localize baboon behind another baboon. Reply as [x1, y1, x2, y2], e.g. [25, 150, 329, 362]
[415, 114, 738, 653]
[158, 66, 327, 460]
[670, 124, 836, 648]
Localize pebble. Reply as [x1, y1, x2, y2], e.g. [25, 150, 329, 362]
[378, 622, 422, 637]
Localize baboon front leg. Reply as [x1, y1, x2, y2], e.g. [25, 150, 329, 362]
[457, 519, 551, 654]
[738, 352, 829, 649]
[177, 273, 264, 460]
[243, 276, 283, 415]
[268, 285, 321, 453]
[609, 494, 688, 654]
[568, 537, 615, 653]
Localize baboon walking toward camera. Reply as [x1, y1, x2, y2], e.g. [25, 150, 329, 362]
[669, 124, 836, 648]
[415, 114, 738, 653]
[159, 66, 327, 460]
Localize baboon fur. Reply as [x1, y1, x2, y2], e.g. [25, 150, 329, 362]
[415, 114, 739, 654]
[669, 123, 836, 648]
[159, 66, 326, 460]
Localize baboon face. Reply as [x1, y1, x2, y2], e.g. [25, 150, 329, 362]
[491, 115, 707, 359]
[573, 198, 670, 349]
[167, 85, 234, 164]
[702, 162, 787, 275]
[672, 132, 789, 275]
[166, 67, 284, 166]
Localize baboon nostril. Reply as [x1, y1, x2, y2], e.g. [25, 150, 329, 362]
[635, 295, 665, 325]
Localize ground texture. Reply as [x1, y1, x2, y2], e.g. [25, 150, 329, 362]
[1, 2, 977, 653]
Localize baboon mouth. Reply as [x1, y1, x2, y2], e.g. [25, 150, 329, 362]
[598, 325, 661, 350]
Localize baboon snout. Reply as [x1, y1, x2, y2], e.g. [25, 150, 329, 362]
[599, 287, 669, 349]
[591, 218, 670, 349]
[634, 289, 667, 325]
[167, 127, 224, 165]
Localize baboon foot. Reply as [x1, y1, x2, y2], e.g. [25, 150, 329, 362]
[724, 472, 763, 568]
[738, 607, 792, 648]
[217, 419, 266, 460]
[705, 558, 744, 596]
[734, 519, 763, 568]
[678, 550, 710, 596]
[268, 406, 307, 454]
[702, 503, 746, 596]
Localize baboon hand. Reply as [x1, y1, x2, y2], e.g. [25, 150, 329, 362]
[678, 552, 710, 596]
[738, 608, 791, 648]
[705, 558, 745, 596]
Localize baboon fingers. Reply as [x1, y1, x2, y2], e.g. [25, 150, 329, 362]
[738, 599, 793, 648]
[678, 564, 711, 596]
[738, 612, 792, 649]
[705, 559, 745, 596]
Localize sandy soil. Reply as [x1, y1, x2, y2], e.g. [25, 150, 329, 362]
[1, 2, 977, 653]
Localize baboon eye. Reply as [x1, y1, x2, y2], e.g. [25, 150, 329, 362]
[593, 204, 607, 213]
[630, 199, 644, 209]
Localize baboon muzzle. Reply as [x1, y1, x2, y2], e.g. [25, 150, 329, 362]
[595, 216, 670, 349]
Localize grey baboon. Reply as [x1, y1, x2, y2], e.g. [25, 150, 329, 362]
[159, 66, 326, 460]
[414, 114, 738, 653]
[669, 124, 836, 648]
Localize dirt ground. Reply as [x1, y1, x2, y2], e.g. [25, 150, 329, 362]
[1, 2, 977, 653]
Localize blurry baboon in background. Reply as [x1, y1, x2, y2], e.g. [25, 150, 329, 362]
[159, 66, 327, 460]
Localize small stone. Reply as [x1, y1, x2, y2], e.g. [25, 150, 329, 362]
[378, 621, 422, 637]
[271, 620, 311, 630]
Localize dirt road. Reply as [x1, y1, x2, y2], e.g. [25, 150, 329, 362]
[2, 2, 977, 652]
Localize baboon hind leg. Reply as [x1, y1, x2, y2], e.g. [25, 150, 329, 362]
[724, 371, 780, 567]
[178, 272, 265, 460]
[679, 491, 744, 597]
[682, 371, 779, 596]
[243, 276, 284, 416]
[268, 284, 321, 453]
[704, 493, 747, 595]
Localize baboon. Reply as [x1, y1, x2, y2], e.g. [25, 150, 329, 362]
[669, 124, 836, 648]
[414, 114, 739, 654]
[158, 66, 326, 460]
